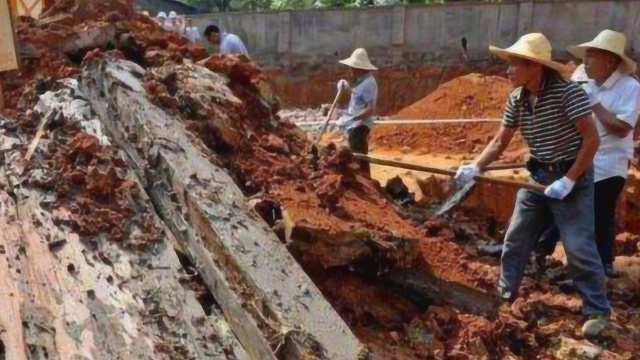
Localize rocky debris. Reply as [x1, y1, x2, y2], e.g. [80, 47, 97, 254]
[278, 105, 330, 125]
[551, 337, 602, 359]
[0, 96, 244, 359]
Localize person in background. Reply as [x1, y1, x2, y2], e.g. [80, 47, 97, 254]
[155, 12, 167, 28]
[166, 11, 183, 34]
[184, 18, 200, 43]
[335, 48, 378, 176]
[204, 25, 249, 58]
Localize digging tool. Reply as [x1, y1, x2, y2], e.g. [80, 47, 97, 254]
[353, 154, 534, 186]
[310, 88, 343, 168]
[452, 162, 526, 171]
[436, 167, 544, 217]
[352, 154, 545, 215]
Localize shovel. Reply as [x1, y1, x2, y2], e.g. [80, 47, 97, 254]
[310, 88, 343, 168]
[436, 168, 544, 217]
[351, 154, 545, 215]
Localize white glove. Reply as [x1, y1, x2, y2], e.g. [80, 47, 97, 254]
[455, 164, 480, 184]
[544, 176, 576, 200]
[335, 115, 350, 132]
[582, 83, 599, 106]
[337, 79, 350, 92]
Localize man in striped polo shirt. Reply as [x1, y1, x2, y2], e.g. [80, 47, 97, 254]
[456, 33, 611, 322]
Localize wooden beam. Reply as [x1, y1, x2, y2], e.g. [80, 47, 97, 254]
[384, 269, 500, 316]
[0, 125, 246, 359]
[81, 58, 366, 360]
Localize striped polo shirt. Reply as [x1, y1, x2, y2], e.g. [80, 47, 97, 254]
[502, 71, 592, 163]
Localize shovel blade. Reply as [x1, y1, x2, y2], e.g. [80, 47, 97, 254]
[436, 179, 477, 216]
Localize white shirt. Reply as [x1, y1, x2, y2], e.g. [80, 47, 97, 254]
[185, 26, 200, 42]
[220, 32, 249, 58]
[585, 69, 640, 182]
[339, 73, 378, 131]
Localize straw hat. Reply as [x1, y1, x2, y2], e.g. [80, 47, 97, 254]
[339, 48, 377, 71]
[489, 33, 568, 73]
[142, 11, 150, 17]
[568, 30, 637, 74]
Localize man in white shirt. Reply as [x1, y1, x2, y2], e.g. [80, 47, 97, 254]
[536, 30, 640, 278]
[335, 48, 378, 176]
[184, 18, 200, 43]
[570, 30, 640, 276]
[204, 25, 249, 58]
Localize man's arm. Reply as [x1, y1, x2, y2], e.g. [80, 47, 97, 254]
[591, 82, 640, 138]
[592, 104, 633, 138]
[475, 126, 516, 170]
[565, 115, 600, 181]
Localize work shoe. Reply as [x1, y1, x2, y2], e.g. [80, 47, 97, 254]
[581, 313, 621, 338]
[604, 264, 622, 278]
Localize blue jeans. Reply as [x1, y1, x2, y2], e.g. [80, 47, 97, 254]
[498, 167, 611, 315]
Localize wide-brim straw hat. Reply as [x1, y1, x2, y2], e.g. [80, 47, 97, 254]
[340, 48, 377, 71]
[568, 30, 637, 75]
[489, 33, 568, 74]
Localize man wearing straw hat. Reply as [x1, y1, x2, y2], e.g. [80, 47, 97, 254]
[335, 48, 378, 176]
[455, 33, 611, 323]
[535, 30, 640, 279]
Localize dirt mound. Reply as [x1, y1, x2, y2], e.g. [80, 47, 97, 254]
[394, 73, 511, 120]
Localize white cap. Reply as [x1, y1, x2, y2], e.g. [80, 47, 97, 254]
[157, 11, 167, 18]
[169, 11, 178, 18]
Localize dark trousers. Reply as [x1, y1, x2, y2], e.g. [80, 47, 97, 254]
[536, 176, 626, 266]
[594, 176, 626, 265]
[348, 125, 370, 176]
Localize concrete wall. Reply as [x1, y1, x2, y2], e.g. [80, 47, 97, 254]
[187, 0, 640, 67]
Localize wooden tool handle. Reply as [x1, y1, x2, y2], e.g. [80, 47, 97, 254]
[314, 89, 343, 145]
[353, 154, 545, 192]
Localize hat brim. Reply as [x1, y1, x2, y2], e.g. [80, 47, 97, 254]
[568, 43, 637, 74]
[489, 45, 569, 75]
[339, 59, 377, 71]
